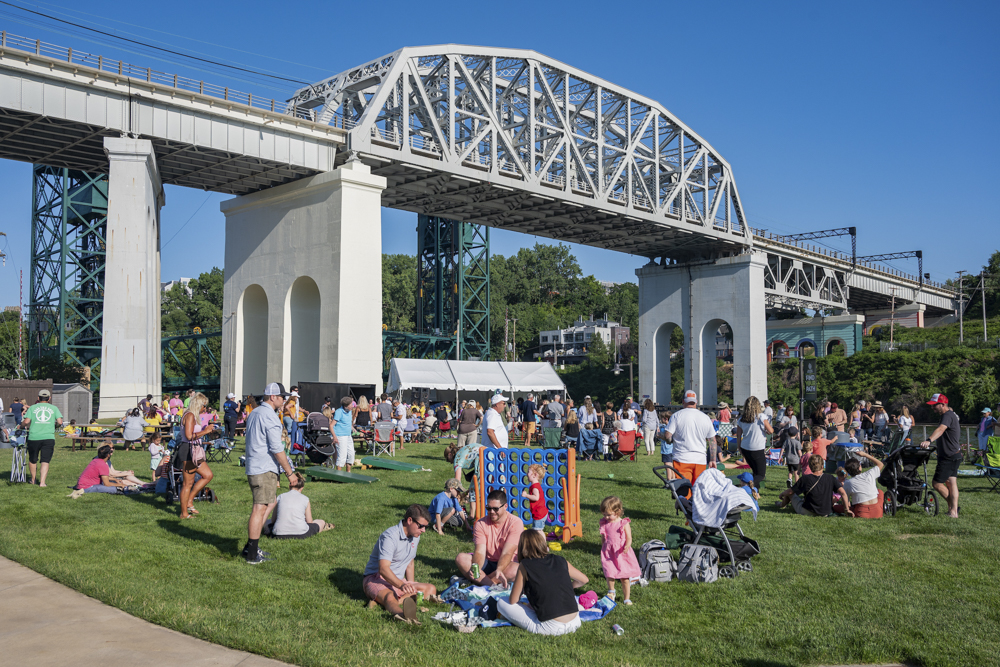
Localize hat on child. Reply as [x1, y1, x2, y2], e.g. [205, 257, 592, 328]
[736, 472, 754, 485]
[445, 478, 465, 492]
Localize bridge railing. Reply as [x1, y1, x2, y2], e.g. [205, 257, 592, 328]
[0, 31, 348, 128]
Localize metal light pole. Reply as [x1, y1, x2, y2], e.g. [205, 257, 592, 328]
[957, 270, 965, 344]
[982, 272, 988, 343]
[889, 287, 897, 350]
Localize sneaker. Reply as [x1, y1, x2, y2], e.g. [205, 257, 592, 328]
[245, 549, 272, 565]
[786, 479, 792, 489]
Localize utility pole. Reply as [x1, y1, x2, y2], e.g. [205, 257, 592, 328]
[503, 307, 509, 362]
[18, 269, 26, 378]
[957, 270, 965, 344]
[982, 272, 988, 344]
[511, 318, 517, 362]
[889, 287, 897, 350]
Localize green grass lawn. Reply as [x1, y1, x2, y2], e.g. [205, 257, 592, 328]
[1, 436, 997, 667]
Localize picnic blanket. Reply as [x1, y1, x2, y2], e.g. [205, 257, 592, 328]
[438, 581, 616, 628]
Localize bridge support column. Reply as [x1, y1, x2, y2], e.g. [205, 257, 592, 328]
[638, 253, 767, 408]
[220, 160, 387, 398]
[97, 138, 164, 418]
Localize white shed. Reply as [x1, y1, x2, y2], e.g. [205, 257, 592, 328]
[51, 383, 93, 425]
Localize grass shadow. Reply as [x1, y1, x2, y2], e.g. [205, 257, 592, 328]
[156, 518, 241, 556]
[328, 567, 366, 602]
[415, 553, 462, 581]
[127, 491, 180, 515]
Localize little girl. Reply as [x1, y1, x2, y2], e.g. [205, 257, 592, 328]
[521, 464, 547, 531]
[599, 496, 641, 606]
[148, 433, 165, 481]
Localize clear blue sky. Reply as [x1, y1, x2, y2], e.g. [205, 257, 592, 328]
[1, 0, 997, 308]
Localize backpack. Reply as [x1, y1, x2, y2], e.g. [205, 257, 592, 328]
[637, 539, 675, 583]
[676, 544, 719, 583]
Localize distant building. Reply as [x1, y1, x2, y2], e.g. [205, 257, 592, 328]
[161, 277, 192, 296]
[598, 280, 618, 294]
[536, 316, 630, 365]
[3, 306, 21, 315]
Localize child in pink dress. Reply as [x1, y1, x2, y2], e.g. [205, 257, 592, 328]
[599, 495, 641, 605]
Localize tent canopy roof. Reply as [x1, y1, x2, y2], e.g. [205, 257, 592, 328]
[386, 359, 565, 394]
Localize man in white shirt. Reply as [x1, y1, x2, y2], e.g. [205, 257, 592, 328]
[841, 451, 885, 518]
[762, 400, 774, 422]
[662, 389, 718, 491]
[483, 394, 509, 449]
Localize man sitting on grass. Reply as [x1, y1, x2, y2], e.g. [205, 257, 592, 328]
[455, 489, 523, 586]
[775, 454, 848, 516]
[68, 445, 131, 497]
[430, 478, 470, 534]
[363, 504, 440, 624]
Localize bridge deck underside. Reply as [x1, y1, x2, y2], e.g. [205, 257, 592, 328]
[372, 162, 746, 260]
[0, 109, 322, 194]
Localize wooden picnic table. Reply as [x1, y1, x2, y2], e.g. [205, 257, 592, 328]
[68, 433, 122, 452]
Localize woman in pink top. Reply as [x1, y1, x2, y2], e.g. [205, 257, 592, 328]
[168, 393, 183, 416]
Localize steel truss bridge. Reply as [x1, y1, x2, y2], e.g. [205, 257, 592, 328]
[0, 34, 958, 380]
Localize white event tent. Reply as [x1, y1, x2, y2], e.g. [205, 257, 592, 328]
[386, 358, 565, 396]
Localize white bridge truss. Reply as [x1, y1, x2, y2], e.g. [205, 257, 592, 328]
[290, 46, 750, 260]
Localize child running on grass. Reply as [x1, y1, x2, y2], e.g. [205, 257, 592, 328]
[599, 496, 640, 606]
[521, 464, 548, 531]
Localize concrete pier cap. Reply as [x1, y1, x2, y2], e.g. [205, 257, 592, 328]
[637, 252, 768, 410]
[220, 159, 387, 398]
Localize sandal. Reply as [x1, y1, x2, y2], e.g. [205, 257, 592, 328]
[402, 596, 419, 624]
[188, 507, 199, 515]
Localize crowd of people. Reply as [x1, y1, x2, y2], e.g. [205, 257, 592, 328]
[5, 376, 993, 637]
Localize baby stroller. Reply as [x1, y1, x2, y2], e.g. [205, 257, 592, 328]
[413, 420, 439, 444]
[652, 464, 760, 578]
[300, 412, 337, 467]
[878, 443, 938, 517]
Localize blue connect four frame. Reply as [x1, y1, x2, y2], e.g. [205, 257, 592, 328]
[480, 447, 572, 526]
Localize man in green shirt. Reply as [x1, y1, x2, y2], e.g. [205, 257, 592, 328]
[22, 389, 63, 487]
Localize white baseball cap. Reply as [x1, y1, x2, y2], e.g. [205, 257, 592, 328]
[491, 394, 509, 405]
[683, 390, 697, 405]
[226, 393, 236, 400]
[263, 382, 290, 397]
[291, 391, 300, 397]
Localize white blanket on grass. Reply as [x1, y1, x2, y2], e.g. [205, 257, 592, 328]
[691, 468, 758, 527]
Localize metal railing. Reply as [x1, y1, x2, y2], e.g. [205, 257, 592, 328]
[0, 30, 348, 128]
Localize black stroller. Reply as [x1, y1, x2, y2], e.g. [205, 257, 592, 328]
[653, 465, 760, 578]
[300, 412, 336, 466]
[878, 443, 938, 517]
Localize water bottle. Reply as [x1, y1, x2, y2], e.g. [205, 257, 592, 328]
[612, 624, 624, 636]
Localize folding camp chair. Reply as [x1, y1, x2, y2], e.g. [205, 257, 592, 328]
[766, 448, 784, 466]
[616, 430, 637, 461]
[975, 435, 1000, 494]
[206, 437, 234, 464]
[373, 421, 396, 457]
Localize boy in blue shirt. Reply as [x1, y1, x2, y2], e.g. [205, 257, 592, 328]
[430, 478, 470, 535]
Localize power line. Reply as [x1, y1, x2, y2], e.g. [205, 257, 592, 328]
[0, 1, 311, 85]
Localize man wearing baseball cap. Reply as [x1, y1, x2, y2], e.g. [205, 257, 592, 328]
[22, 388, 63, 487]
[242, 382, 297, 563]
[920, 394, 961, 518]
[430, 478, 470, 535]
[483, 394, 509, 449]
[661, 389, 718, 492]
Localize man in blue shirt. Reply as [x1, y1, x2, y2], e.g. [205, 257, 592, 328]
[223, 392, 240, 440]
[242, 382, 296, 565]
[521, 394, 539, 446]
[430, 478, 470, 535]
[333, 396, 355, 472]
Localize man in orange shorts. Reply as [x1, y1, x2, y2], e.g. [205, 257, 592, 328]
[662, 390, 719, 493]
[362, 504, 439, 623]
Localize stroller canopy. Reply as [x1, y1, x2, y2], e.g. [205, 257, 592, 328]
[386, 359, 565, 395]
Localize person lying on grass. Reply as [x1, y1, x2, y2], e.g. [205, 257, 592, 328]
[363, 504, 442, 624]
[430, 478, 471, 535]
[263, 472, 334, 539]
[456, 488, 523, 586]
[68, 445, 132, 497]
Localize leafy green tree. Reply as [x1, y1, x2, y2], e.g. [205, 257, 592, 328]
[586, 335, 613, 367]
[0, 310, 27, 379]
[29, 353, 85, 383]
[382, 254, 417, 332]
[161, 268, 224, 333]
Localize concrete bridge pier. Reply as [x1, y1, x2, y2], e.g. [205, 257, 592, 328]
[220, 160, 387, 398]
[638, 253, 768, 410]
[97, 138, 164, 418]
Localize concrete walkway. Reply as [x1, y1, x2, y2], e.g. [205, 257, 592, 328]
[0, 556, 292, 667]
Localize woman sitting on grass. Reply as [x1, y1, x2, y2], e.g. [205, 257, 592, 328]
[497, 529, 589, 636]
[263, 473, 334, 539]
